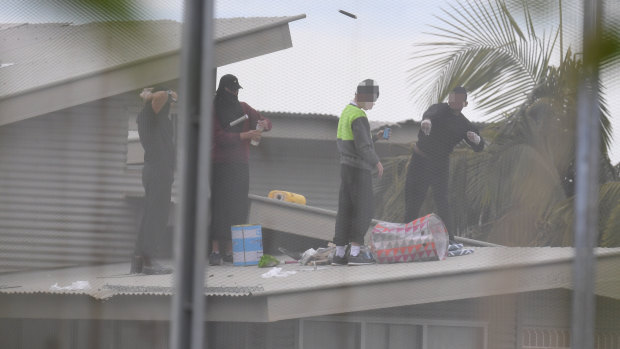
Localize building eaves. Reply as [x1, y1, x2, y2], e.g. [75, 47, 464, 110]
[0, 15, 306, 127]
[1, 247, 618, 299]
[1, 247, 619, 321]
[0, 17, 306, 100]
[215, 15, 306, 42]
[261, 110, 339, 121]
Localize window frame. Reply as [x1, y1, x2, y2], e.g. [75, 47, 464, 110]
[299, 315, 488, 349]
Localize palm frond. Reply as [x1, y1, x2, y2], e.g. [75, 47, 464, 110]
[536, 182, 620, 246]
[600, 200, 620, 247]
[409, 0, 557, 117]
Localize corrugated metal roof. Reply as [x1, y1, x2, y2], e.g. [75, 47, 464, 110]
[0, 17, 304, 100]
[1, 247, 618, 300]
[1, 247, 618, 321]
[0, 23, 28, 31]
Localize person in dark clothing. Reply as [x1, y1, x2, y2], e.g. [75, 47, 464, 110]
[130, 86, 178, 275]
[209, 74, 271, 266]
[404, 86, 484, 249]
[332, 79, 388, 266]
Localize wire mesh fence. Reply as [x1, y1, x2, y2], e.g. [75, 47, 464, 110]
[0, 0, 619, 348]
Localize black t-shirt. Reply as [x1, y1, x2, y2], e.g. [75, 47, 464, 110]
[137, 97, 175, 169]
[416, 103, 484, 159]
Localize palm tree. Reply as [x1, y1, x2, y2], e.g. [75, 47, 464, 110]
[377, 0, 620, 246]
[408, 0, 559, 117]
[462, 51, 618, 245]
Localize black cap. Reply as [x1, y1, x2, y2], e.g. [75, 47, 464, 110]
[219, 74, 242, 90]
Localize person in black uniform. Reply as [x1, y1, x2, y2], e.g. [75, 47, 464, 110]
[130, 86, 177, 274]
[404, 86, 484, 248]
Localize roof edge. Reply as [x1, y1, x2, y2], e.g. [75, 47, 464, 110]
[215, 14, 306, 43]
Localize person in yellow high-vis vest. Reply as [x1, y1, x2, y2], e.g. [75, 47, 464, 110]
[332, 79, 389, 266]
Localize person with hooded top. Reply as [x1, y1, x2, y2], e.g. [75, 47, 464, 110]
[130, 86, 178, 275]
[209, 74, 271, 265]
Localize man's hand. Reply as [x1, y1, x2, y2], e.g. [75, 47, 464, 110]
[140, 87, 153, 100]
[240, 130, 262, 141]
[466, 131, 481, 145]
[376, 128, 391, 140]
[421, 120, 432, 136]
[256, 120, 268, 130]
[376, 161, 384, 179]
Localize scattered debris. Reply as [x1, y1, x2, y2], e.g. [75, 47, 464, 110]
[448, 248, 474, 257]
[50, 281, 91, 291]
[261, 267, 297, 278]
[278, 246, 302, 260]
[299, 246, 335, 265]
[258, 254, 280, 268]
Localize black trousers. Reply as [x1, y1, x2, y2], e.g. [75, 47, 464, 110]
[135, 163, 174, 259]
[404, 153, 454, 240]
[333, 164, 374, 246]
[210, 162, 250, 241]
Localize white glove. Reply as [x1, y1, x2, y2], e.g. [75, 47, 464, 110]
[466, 131, 481, 145]
[421, 119, 432, 136]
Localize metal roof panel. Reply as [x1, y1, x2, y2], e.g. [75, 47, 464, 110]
[1, 247, 619, 300]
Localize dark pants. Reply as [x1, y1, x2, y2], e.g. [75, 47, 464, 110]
[404, 153, 454, 240]
[333, 164, 374, 246]
[210, 162, 250, 242]
[135, 163, 174, 259]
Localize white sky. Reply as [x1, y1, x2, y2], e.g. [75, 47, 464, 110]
[1, 0, 619, 163]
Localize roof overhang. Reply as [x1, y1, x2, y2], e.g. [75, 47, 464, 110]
[0, 15, 305, 127]
[1, 247, 618, 322]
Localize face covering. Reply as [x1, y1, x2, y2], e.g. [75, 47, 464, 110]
[214, 89, 245, 132]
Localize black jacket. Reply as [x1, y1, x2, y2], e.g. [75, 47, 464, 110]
[416, 103, 484, 159]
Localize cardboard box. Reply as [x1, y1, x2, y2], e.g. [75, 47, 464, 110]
[231, 224, 263, 266]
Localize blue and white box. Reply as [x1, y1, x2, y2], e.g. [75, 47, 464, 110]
[231, 224, 263, 266]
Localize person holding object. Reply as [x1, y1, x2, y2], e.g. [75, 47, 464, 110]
[130, 86, 178, 275]
[404, 86, 484, 250]
[332, 79, 388, 266]
[209, 74, 271, 265]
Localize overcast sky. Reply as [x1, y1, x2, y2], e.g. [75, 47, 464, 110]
[1, 0, 619, 163]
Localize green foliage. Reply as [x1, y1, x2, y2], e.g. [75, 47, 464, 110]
[599, 182, 620, 247]
[69, 0, 136, 20]
[409, 0, 558, 118]
[258, 254, 280, 268]
[390, 0, 620, 246]
[374, 154, 411, 223]
[536, 182, 620, 247]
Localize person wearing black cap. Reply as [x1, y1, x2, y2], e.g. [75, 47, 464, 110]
[404, 86, 484, 250]
[130, 86, 178, 274]
[332, 79, 389, 266]
[209, 74, 271, 265]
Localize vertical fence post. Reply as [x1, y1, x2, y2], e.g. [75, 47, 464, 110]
[171, 0, 214, 348]
[572, 1, 601, 348]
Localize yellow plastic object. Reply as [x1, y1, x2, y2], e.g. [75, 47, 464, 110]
[268, 190, 307, 205]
